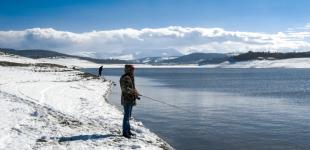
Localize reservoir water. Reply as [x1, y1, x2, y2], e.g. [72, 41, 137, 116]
[83, 68, 310, 150]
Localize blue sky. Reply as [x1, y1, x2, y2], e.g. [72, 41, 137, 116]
[1, 0, 310, 33]
[1, 0, 310, 57]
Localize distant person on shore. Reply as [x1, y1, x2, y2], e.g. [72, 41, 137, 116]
[98, 66, 103, 77]
[120, 64, 140, 138]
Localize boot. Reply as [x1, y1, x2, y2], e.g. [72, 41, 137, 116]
[123, 133, 131, 139]
[129, 131, 136, 136]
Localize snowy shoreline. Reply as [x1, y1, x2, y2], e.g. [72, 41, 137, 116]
[0, 54, 173, 150]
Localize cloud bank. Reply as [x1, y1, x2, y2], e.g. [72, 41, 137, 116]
[1, 26, 310, 57]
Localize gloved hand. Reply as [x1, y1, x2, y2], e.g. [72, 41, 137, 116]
[134, 89, 140, 96]
[134, 89, 141, 100]
[128, 88, 141, 98]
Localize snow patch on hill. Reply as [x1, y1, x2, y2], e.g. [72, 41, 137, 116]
[0, 53, 99, 68]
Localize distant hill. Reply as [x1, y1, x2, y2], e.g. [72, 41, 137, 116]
[232, 51, 310, 62]
[159, 53, 229, 65]
[0, 48, 131, 64]
[5, 48, 310, 66]
[141, 51, 310, 65]
[0, 48, 71, 58]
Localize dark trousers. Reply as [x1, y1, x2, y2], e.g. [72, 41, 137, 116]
[123, 103, 133, 135]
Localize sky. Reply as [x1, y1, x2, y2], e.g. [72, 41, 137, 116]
[1, 0, 310, 58]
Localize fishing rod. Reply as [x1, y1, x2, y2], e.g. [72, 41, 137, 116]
[111, 81, 191, 113]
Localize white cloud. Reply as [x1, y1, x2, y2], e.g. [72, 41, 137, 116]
[1, 26, 310, 57]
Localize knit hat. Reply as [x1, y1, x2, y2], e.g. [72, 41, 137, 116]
[124, 64, 134, 73]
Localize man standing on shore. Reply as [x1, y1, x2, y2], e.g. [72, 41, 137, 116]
[98, 66, 103, 77]
[120, 64, 139, 138]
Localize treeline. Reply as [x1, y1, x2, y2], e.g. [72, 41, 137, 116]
[232, 51, 310, 62]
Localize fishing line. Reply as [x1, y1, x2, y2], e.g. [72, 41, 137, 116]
[139, 95, 191, 113]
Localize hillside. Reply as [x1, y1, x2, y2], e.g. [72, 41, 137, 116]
[232, 51, 310, 62]
[160, 53, 229, 64]
[0, 48, 131, 64]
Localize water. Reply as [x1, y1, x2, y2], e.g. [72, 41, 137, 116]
[83, 68, 310, 150]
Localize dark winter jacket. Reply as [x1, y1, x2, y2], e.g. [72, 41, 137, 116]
[120, 73, 137, 105]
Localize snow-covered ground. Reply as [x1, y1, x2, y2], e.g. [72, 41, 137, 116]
[0, 54, 172, 150]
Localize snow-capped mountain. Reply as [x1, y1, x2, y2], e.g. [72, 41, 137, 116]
[134, 56, 179, 64]
[111, 48, 183, 60]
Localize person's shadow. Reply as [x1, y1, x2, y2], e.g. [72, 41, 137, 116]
[50, 134, 116, 143]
